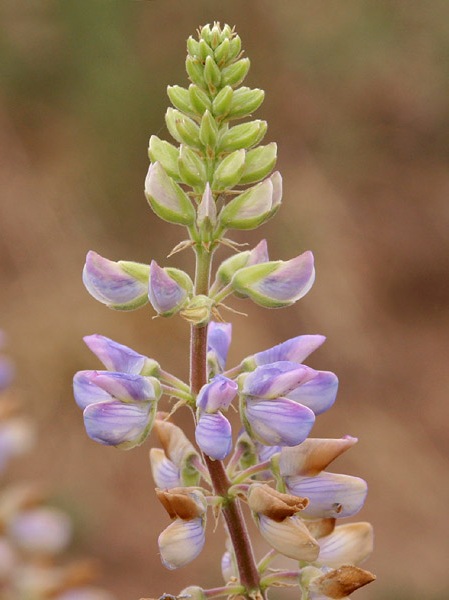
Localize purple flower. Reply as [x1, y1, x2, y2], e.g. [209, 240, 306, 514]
[207, 322, 232, 372]
[148, 261, 192, 316]
[195, 412, 232, 460]
[158, 517, 206, 570]
[240, 362, 314, 399]
[82, 251, 149, 310]
[196, 375, 237, 412]
[73, 371, 161, 449]
[286, 369, 338, 415]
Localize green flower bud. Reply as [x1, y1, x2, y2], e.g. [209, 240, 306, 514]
[228, 35, 242, 61]
[187, 36, 200, 58]
[165, 108, 201, 149]
[214, 250, 252, 287]
[148, 135, 180, 181]
[145, 162, 196, 226]
[212, 85, 234, 118]
[198, 39, 214, 61]
[200, 24, 212, 44]
[178, 145, 207, 188]
[218, 120, 267, 152]
[204, 55, 221, 92]
[167, 85, 195, 117]
[219, 173, 281, 230]
[189, 84, 212, 115]
[197, 184, 217, 231]
[228, 87, 265, 119]
[185, 56, 206, 88]
[211, 149, 246, 191]
[221, 58, 250, 88]
[214, 38, 230, 66]
[180, 295, 214, 326]
[199, 110, 218, 148]
[240, 143, 277, 185]
[180, 586, 206, 600]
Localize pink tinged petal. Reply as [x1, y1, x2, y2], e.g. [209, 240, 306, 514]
[195, 412, 232, 460]
[158, 517, 205, 570]
[317, 522, 374, 568]
[83, 400, 154, 449]
[287, 371, 339, 415]
[257, 514, 320, 562]
[148, 261, 188, 316]
[247, 239, 269, 266]
[252, 334, 326, 366]
[207, 322, 232, 371]
[82, 251, 148, 310]
[8, 508, 72, 554]
[279, 436, 359, 477]
[244, 397, 315, 446]
[255, 441, 281, 462]
[89, 371, 160, 403]
[196, 375, 237, 412]
[149, 448, 181, 489]
[73, 371, 111, 410]
[286, 473, 368, 518]
[241, 362, 313, 399]
[145, 162, 196, 226]
[83, 334, 147, 374]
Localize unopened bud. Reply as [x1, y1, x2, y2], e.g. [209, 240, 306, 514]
[148, 136, 180, 181]
[240, 143, 277, 185]
[221, 58, 250, 88]
[214, 38, 230, 65]
[231, 251, 315, 308]
[165, 108, 201, 149]
[178, 145, 207, 188]
[189, 84, 212, 115]
[204, 55, 221, 92]
[185, 56, 206, 88]
[212, 86, 234, 118]
[180, 295, 214, 326]
[145, 162, 196, 226]
[199, 110, 218, 148]
[228, 87, 265, 119]
[218, 120, 267, 152]
[212, 149, 246, 191]
[197, 184, 217, 230]
[167, 85, 195, 118]
[148, 261, 192, 317]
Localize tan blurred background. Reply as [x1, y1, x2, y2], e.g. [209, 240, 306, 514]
[1, 1, 448, 598]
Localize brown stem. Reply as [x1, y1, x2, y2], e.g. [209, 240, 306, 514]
[189, 247, 264, 599]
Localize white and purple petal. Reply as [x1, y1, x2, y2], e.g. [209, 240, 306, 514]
[83, 334, 147, 374]
[316, 522, 374, 568]
[287, 370, 338, 415]
[257, 514, 319, 562]
[148, 261, 188, 316]
[149, 448, 181, 489]
[244, 397, 315, 446]
[196, 375, 237, 412]
[241, 362, 313, 399]
[286, 472, 368, 518]
[73, 371, 112, 410]
[83, 400, 153, 448]
[88, 371, 160, 403]
[158, 517, 206, 570]
[8, 508, 72, 554]
[195, 412, 232, 460]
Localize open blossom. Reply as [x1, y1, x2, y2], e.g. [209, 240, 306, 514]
[73, 371, 161, 449]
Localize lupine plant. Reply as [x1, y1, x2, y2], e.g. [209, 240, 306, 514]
[75, 23, 375, 600]
[0, 333, 114, 600]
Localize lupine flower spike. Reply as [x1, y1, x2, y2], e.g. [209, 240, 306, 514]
[74, 21, 375, 600]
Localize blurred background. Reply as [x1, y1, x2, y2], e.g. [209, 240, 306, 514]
[1, 1, 448, 598]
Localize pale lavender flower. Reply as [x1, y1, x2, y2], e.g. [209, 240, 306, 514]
[8, 507, 72, 555]
[285, 472, 368, 518]
[241, 361, 314, 399]
[196, 375, 237, 413]
[149, 448, 182, 489]
[286, 369, 338, 415]
[82, 251, 149, 310]
[158, 517, 206, 570]
[248, 334, 326, 367]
